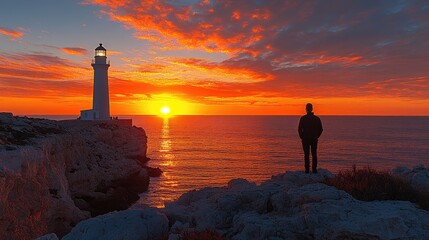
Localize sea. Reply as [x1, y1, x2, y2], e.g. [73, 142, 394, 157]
[41, 115, 429, 208]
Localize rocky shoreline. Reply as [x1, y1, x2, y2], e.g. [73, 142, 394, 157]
[0, 113, 157, 239]
[40, 166, 429, 240]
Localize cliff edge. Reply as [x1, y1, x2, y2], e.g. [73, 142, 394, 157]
[0, 113, 150, 239]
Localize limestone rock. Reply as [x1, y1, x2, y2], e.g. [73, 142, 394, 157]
[35, 233, 59, 240]
[62, 209, 169, 240]
[392, 165, 429, 190]
[0, 114, 150, 240]
[164, 170, 429, 240]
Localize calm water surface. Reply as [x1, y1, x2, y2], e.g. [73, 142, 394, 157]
[41, 115, 429, 207]
[130, 116, 429, 207]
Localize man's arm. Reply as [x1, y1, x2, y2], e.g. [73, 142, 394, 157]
[317, 118, 323, 138]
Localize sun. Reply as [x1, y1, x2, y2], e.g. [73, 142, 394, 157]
[160, 106, 171, 115]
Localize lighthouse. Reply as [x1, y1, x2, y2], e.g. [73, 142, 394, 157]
[80, 43, 111, 120]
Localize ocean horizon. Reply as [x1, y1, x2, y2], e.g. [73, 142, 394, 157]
[24, 114, 429, 117]
[35, 115, 429, 207]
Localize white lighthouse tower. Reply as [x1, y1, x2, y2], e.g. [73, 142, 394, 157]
[80, 43, 111, 120]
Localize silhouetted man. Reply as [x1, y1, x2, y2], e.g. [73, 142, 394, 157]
[298, 103, 323, 173]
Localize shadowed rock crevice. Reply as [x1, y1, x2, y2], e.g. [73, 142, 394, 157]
[78, 169, 150, 216]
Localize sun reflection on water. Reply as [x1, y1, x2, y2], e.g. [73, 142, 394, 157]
[159, 118, 176, 166]
[156, 117, 178, 206]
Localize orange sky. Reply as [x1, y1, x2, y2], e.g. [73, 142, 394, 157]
[1, 1, 429, 116]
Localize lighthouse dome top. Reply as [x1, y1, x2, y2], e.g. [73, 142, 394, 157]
[95, 43, 106, 50]
[95, 43, 106, 57]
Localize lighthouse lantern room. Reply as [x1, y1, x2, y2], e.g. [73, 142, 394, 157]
[80, 43, 111, 120]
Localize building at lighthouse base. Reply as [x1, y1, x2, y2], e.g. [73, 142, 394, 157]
[80, 109, 99, 120]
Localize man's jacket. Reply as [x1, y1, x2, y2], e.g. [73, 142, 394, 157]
[298, 113, 323, 140]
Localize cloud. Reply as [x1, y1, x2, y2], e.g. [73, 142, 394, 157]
[0, 27, 24, 40]
[0, 76, 91, 98]
[106, 50, 123, 55]
[0, 52, 92, 99]
[362, 76, 429, 99]
[60, 47, 88, 55]
[26, 43, 104, 56]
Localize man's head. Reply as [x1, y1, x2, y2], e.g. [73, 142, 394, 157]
[306, 103, 313, 113]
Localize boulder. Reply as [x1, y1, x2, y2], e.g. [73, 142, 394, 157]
[62, 209, 169, 240]
[35, 233, 59, 240]
[392, 165, 429, 190]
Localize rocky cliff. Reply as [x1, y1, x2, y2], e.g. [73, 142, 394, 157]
[0, 113, 151, 239]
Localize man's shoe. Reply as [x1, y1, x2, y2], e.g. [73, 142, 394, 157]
[312, 169, 318, 174]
